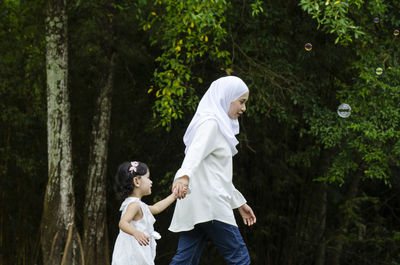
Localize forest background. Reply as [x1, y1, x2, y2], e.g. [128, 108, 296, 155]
[1, 0, 400, 264]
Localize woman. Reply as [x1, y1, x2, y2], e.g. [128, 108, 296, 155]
[170, 76, 256, 265]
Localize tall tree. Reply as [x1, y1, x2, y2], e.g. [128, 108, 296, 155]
[82, 52, 116, 265]
[40, 0, 83, 264]
[78, 2, 118, 263]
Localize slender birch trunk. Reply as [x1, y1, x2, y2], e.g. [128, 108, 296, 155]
[41, 0, 83, 264]
[82, 53, 116, 265]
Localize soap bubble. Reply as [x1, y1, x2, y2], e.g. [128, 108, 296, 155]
[305, 43, 312, 51]
[394, 29, 399, 36]
[376, 67, 383, 75]
[374, 17, 380, 23]
[337, 103, 351, 118]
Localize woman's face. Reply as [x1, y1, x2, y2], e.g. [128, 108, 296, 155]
[228, 92, 249, 120]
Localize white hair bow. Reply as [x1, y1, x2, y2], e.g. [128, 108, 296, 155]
[129, 161, 139, 173]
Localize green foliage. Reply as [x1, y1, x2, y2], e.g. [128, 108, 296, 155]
[250, 0, 264, 16]
[298, 0, 400, 185]
[139, 0, 232, 129]
[299, 0, 366, 44]
[0, 0, 46, 264]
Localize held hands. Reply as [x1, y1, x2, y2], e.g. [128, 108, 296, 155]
[133, 230, 150, 246]
[238, 203, 256, 226]
[172, 175, 189, 199]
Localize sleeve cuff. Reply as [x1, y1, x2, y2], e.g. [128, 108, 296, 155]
[230, 189, 247, 209]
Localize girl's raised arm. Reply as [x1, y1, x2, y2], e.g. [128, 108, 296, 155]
[148, 193, 176, 215]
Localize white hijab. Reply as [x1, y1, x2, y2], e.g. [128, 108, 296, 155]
[183, 76, 249, 156]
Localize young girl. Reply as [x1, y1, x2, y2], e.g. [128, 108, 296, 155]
[111, 161, 176, 265]
[170, 76, 256, 265]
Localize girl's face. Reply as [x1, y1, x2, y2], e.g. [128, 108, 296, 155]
[228, 92, 249, 119]
[136, 170, 153, 195]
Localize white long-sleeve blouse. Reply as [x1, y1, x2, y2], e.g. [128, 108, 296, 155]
[169, 119, 246, 232]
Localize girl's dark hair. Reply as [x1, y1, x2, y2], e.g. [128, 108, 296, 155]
[114, 161, 148, 200]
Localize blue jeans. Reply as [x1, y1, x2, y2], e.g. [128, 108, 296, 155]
[170, 220, 250, 265]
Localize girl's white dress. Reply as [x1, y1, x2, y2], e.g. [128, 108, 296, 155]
[112, 197, 161, 265]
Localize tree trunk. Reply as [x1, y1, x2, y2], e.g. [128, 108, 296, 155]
[82, 53, 116, 265]
[330, 174, 361, 265]
[314, 183, 327, 265]
[41, 0, 83, 264]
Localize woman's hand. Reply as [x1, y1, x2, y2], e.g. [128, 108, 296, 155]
[238, 203, 256, 226]
[133, 230, 150, 246]
[172, 175, 189, 199]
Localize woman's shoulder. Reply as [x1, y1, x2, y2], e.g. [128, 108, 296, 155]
[193, 119, 222, 142]
[197, 117, 219, 131]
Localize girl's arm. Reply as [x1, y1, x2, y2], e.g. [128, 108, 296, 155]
[119, 202, 150, 246]
[148, 193, 176, 215]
